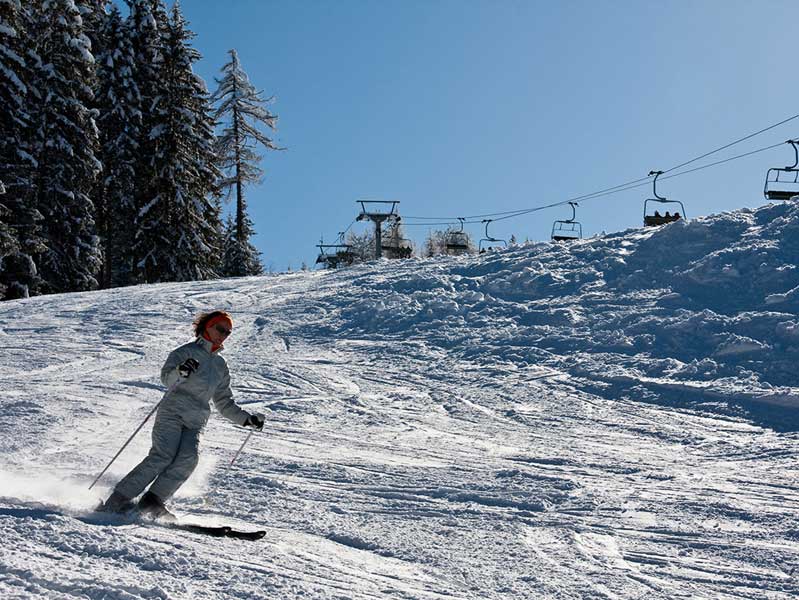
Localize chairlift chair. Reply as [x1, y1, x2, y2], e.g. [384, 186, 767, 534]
[316, 242, 354, 269]
[381, 237, 413, 259]
[445, 218, 470, 255]
[551, 202, 582, 242]
[335, 246, 355, 265]
[764, 140, 799, 201]
[643, 170, 686, 227]
[332, 232, 355, 266]
[479, 219, 508, 252]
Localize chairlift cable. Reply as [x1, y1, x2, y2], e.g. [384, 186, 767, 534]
[340, 218, 357, 235]
[403, 138, 791, 228]
[402, 221, 462, 227]
[402, 215, 462, 220]
[661, 141, 786, 180]
[662, 113, 799, 174]
[324, 114, 799, 242]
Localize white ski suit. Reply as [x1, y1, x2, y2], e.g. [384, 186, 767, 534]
[114, 337, 253, 501]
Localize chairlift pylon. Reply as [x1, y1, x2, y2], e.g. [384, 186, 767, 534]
[764, 140, 799, 201]
[479, 219, 508, 253]
[551, 202, 582, 242]
[643, 170, 686, 227]
[355, 200, 401, 259]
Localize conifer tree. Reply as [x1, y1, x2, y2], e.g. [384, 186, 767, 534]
[206, 195, 224, 275]
[221, 214, 239, 276]
[27, 0, 101, 294]
[94, 5, 141, 287]
[132, 2, 221, 282]
[125, 0, 166, 282]
[0, 0, 45, 299]
[78, 0, 109, 59]
[221, 210, 262, 277]
[211, 48, 278, 277]
[0, 189, 18, 298]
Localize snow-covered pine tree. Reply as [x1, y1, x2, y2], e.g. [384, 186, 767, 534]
[27, 0, 102, 294]
[221, 214, 238, 275]
[220, 208, 261, 277]
[77, 0, 108, 59]
[0, 0, 45, 299]
[94, 4, 141, 287]
[132, 2, 221, 282]
[211, 48, 279, 277]
[177, 5, 225, 280]
[125, 0, 166, 282]
[206, 194, 224, 276]
[0, 189, 18, 298]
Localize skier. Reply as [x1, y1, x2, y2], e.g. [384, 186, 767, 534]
[101, 310, 264, 518]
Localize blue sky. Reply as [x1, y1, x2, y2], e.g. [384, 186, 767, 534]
[158, 0, 799, 270]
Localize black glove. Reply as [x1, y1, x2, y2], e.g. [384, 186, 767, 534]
[245, 414, 264, 431]
[178, 358, 200, 378]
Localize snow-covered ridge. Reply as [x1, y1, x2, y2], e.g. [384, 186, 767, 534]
[300, 202, 799, 414]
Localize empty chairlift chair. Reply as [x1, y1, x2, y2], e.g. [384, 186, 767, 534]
[551, 202, 582, 242]
[764, 140, 799, 201]
[445, 218, 470, 255]
[479, 219, 508, 253]
[643, 170, 686, 227]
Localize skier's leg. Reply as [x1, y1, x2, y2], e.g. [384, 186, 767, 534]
[112, 412, 183, 501]
[147, 427, 201, 501]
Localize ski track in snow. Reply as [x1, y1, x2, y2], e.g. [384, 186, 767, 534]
[2, 203, 799, 598]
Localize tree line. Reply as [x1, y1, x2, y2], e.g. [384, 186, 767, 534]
[0, 0, 278, 301]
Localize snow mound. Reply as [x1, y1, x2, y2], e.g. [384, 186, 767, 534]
[306, 202, 799, 411]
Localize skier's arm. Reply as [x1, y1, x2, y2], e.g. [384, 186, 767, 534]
[161, 347, 189, 387]
[212, 365, 250, 426]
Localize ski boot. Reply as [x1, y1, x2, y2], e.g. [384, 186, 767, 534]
[138, 491, 176, 522]
[98, 490, 135, 514]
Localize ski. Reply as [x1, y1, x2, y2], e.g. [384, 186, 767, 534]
[92, 503, 266, 541]
[169, 522, 267, 541]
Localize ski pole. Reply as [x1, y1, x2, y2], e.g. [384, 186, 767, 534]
[229, 428, 255, 468]
[203, 426, 258, 508]
[88, 380, 180, 490]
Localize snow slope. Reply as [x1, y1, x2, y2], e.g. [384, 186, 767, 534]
[1, 202, 799, 599]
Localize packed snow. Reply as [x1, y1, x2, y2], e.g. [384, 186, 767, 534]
[1, 202, 798, 599]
